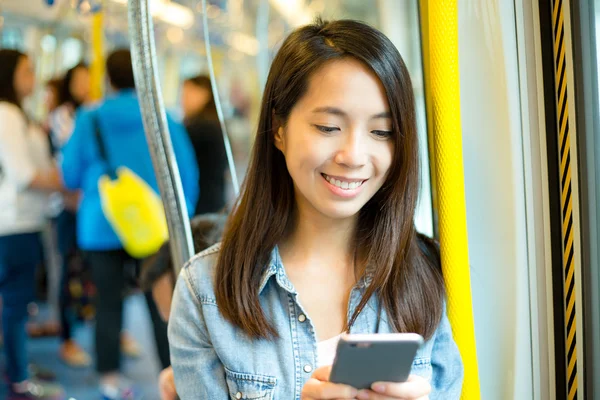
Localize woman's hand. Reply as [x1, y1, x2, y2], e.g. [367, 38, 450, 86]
[158, 366, 177, 400]
[62, 190, 81, 212]
[355, 375, 431, 400]
[301, 366, 358, 400]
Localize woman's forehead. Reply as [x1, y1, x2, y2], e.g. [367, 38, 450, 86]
[294, 58, 390, 117]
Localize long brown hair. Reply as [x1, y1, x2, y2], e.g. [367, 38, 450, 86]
[60, 62, 88, 110]
[215, 18, 445, 340]
[0, 49, 27, 109]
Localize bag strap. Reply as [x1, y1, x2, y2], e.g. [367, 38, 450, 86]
[92, 112, 117, 180]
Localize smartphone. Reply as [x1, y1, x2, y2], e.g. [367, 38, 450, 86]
[329, 333, 424, 390]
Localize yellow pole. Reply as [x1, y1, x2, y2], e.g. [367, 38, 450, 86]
[89, 11, 105, 101]
[420, 1, 481, 398]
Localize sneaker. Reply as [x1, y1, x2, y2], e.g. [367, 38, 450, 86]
[8, 379, 64, 400]
[59, 340, 91, 368]
[100, 383, 142, 400]
[120, 332, 142, 358]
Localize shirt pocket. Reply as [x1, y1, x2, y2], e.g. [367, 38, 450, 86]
[224, 367, 277, 400]
[410, 357, 432, 382]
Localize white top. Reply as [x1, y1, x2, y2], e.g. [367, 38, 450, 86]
[48, 104, 75, 150]
[0, 102, 53, 235]
[317, 334, 343, 368]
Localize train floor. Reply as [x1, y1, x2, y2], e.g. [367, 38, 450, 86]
[0, 294, 163, 399]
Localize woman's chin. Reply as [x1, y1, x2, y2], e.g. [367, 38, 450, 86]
[313, 202, 363, 221]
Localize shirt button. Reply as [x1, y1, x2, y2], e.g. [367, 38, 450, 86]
[298, 314, 306, 322]
[235, 392, 242, 399]
[304, 364, 313, 373]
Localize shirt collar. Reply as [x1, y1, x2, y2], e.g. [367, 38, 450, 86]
[258, 246, 296, 295]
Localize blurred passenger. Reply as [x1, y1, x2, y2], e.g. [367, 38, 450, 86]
[42, 78, 62, 144]
[49, 63, 90, 151]
[141, 213, 227, 321]
[228, 76, 251, 119]
[168, 19, 463, 399]
[25, 78, 62, 340]
[60, 49, 198, 400]
[181, 75, 227, 214]
[23, 78, 62, 336]
[45, 78, 62, 114]
[141, 213, 226, 400]
[0, 49, 65, 399]
[46, 63, 92, 368]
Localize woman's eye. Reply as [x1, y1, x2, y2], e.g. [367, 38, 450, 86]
[314, 125, 339, 134]
[372, 130, 393, 138]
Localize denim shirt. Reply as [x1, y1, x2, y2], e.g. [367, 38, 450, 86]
[169, 244, 464, 400]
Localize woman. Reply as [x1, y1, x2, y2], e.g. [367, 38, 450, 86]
[42, 78, 62, 143]
[38, 63, 92, 368]
[169, 19, 463, 400]
[181, 75, 228, 214]
[0, 49, 65, 399]
[49, 62, 90, 151]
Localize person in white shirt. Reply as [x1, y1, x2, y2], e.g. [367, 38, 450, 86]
[0, 49, 65, 399]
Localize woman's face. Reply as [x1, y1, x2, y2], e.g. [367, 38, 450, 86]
[181, 82, 211, 119]
[70, 67, 90, 104]
[14, 56, 35, 101]
[274, 58, 394, 222]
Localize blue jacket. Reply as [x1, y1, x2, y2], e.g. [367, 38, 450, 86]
[169, 244, 464, 399]
[61, 90, 199, 251]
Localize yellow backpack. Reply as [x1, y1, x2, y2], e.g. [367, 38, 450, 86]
[94, 115, 168, 258]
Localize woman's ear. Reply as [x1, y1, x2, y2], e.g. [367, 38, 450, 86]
[274, 126, 285, 152]
[272, 111, 285, 152]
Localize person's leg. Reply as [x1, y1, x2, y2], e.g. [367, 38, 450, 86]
[87, 250, 126, 377]
[0, 233, 41, 385]
[57, 211, 91, 368]
[1, 234, 39, 382]
[0, 233, 65, 399]
[56, 210, 77, 342]
[143, 291, 170, 369]
[58, 251, 71, 342]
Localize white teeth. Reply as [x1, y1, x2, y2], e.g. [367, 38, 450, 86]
[324, 174, 363, 190]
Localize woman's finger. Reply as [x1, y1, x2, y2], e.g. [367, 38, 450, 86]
[356, 390, 430, 400]
[301, 377, 358, 399]
[369, 375, 431, 399]
[312, 365, 333, 382]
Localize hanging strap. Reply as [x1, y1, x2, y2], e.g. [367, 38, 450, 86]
[92, 112, 117, 180]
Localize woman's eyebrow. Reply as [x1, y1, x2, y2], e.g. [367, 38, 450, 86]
[311, 107, 391, 120]
[371, 111, 391, 119]
[312, 106, 346, 116]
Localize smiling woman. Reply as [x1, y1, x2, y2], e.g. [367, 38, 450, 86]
[168, 18, 463, 400]
[274, 58, 394, 218]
